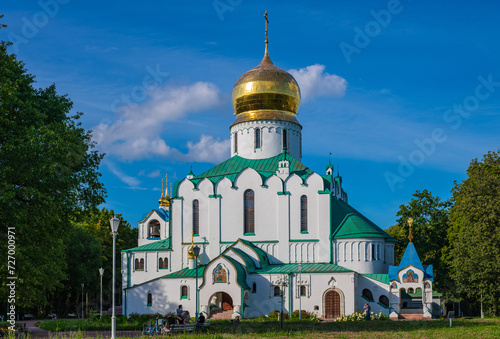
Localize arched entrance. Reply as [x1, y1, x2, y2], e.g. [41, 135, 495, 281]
[209, 292, 233, 312]
[324, 290, 341, 319]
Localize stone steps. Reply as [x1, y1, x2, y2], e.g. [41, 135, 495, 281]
[210, 309, 233, 319]
[399, 313, 424, 320]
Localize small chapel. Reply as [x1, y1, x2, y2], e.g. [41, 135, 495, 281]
[120, 17, 440, 320]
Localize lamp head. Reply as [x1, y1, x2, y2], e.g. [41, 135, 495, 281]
[193, 245, 201, 258]
[99, 267, 105, 276]
[110, 215, 120, 233]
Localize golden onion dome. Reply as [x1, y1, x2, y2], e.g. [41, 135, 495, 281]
[231, 45, 301, 127]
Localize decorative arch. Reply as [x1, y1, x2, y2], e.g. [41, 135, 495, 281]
[322, 288, 345, 319]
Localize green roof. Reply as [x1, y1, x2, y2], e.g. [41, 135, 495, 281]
[170, 154, 317, 196]
[221, 254, 250, 289]
[229, 247, 258, 273]
[331, 198, 397, 242]
[258, 262, 352, 274]
[122, 238, 172, 252]
[238, 239, 270, 268]
[164, 266, 205, 278]
[361, 273, 390, 285]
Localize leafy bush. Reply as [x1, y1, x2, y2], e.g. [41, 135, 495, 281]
[335, 311, 388, 322]
[291, 310, 310, 319]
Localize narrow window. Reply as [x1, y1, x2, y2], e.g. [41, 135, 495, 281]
[244, 189, 255, 234]
[234, 132, 238, 153]
[300, 195, 308, 233]
[372, 244, 376, 260]
[300, 285, 306, 297]
[140, 258, 145, 270]
[282, 129, 287, 149]
[164, 258, 168, 269]
[362, 288, 374, 301]
[159, 258, 163, 269]
[149, 220, 160, 238]
[273, 286, 281, 297]
[135, 259, 140, 270]
[252, 282, 257, 293]
[193, 199, 199, 235]
[181, 285, 188, 299]
[159, 258, 168, 269]
[147, 292, 152, 306]
[255, 128, 261, 149]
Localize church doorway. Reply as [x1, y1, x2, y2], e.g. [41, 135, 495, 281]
[209, 292, 233, 312]
[324, 290, 341, 319]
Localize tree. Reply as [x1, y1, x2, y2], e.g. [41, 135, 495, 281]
[0, 22, 106, 309]
[386, 190, 452, 295]
[447, 150, 500, 315]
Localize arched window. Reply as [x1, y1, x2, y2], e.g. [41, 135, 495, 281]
[135, 258, 140, 270]
[372, 244, 376, 260]
[362, 288, 374, 301]
[140, 258, 145, 270]
[244, 189, 255, 234]
[234, 132, 238, 153]
[300, 285, 306, 297]
[252, 282, 257, 293]
[408, 288, 414, 294]
[147, 292, 152, 306]
[193, 200, 199, 235]
[379, 295, 389, 307]
[416, 287, 422, 295]
[274, 286, 281, 297]
[159, 257, 168, 269]
[149, 220, 160, 238]
[282, 129, 287, 149]
[255, 128, 261, 149]
[300, 195, 308, 233]
[181, 285, 188, 299]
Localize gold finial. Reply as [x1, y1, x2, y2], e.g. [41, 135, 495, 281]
[164, 174, 170, 199]
[407, 217, 414, 242]
[158, 175, 169, 207]
[187, 231, 196, 259]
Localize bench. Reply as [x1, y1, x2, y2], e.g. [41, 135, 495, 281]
[168, 323, 196, 334]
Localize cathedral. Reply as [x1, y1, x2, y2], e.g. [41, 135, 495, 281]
[120, 27, 440, 320]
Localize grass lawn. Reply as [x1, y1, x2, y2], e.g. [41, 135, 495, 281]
[36, 317, 499, 338]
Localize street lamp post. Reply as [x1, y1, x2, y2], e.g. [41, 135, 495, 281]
[99, 267, 105, 317]
[110, 216, 120, 339]
[193, 245, 201, 322]
[276, 275, 288, 331]
[298, 264, 302, 321]
[81, 283, 84, 319]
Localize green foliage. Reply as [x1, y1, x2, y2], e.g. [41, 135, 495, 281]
[0, 22, 105, 309]
[290, 310, 310, 319]
[447, 150, 500, 315]
[386, 190, 452, 295]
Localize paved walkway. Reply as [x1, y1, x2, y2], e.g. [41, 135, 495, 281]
[23, 320, 143, 338]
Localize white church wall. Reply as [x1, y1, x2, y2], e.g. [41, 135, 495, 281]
[230, 121, 302, 161]
[124, 278, 196, 316]
[333, 239, 388, 274]
[357, 276, 392, 316]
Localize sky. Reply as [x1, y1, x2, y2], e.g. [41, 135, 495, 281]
[2, 0, 500, 229]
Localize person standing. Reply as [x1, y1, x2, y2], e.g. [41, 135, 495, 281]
[364, 303, 371, 321]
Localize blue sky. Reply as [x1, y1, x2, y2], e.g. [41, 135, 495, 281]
[2, 0, 500, 229]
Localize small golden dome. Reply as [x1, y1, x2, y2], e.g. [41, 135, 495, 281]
[187, 245, 196, 260]
[231, 45, 301, 127]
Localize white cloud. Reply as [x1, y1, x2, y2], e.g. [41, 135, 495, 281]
[183, 134, 230, 163]
[138, 169, 161, 178]
[93, 81, 222, 161]
[105, 161, 141, 186]
[288, 64, 347, 101]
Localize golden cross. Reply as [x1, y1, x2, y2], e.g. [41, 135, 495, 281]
[264, 10, 269, 43]
[407, 217, 414, 242]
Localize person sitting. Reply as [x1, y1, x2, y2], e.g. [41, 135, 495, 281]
[197, 313, 205, 324]
[182, 311, 191, 323]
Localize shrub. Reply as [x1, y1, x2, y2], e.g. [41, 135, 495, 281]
[291, 310, 310, 319]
